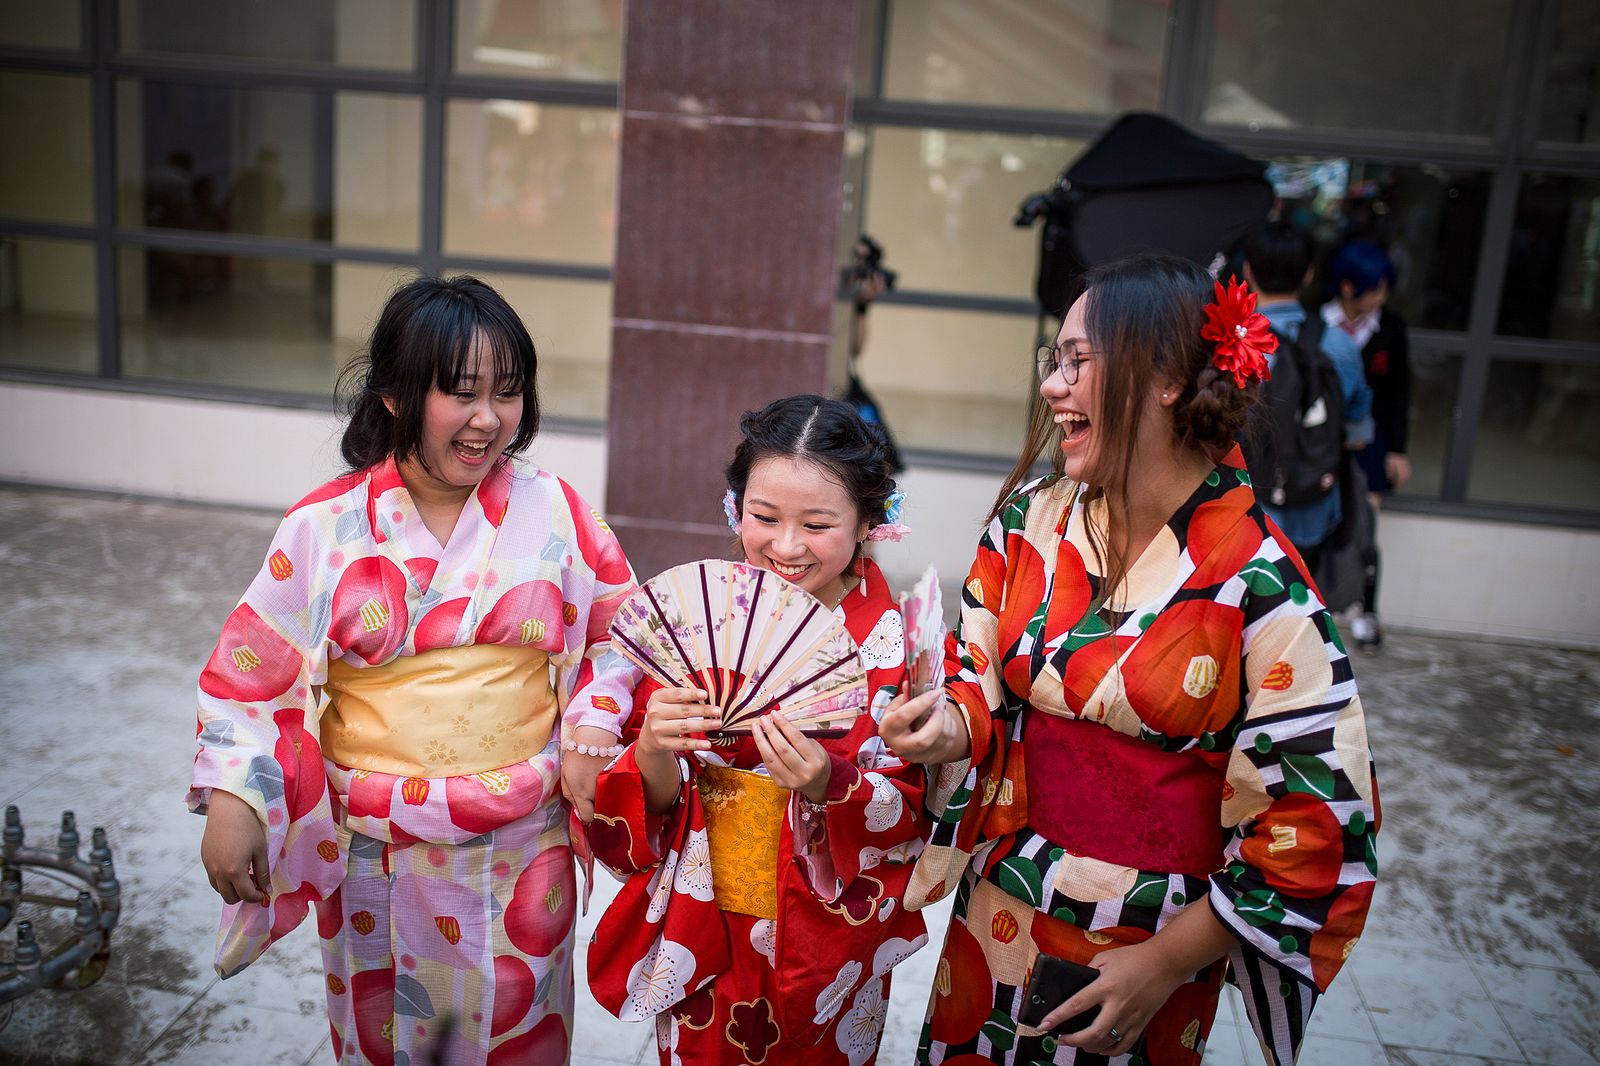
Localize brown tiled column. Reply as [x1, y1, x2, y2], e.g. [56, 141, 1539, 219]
[603, 2, 858, 580]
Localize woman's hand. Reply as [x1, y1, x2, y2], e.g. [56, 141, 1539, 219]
[637, 687, 720, 813]
[750, 713, 831, 804]
[200, 789, 269, 905]
[878, 690, 970, 765]
[1031, 941, 1188, 1056]
[560, 724, 622, 822]
[1385, 452, 1411, 489]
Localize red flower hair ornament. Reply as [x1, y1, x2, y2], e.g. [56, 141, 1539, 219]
[1200, 277, 1277, 388]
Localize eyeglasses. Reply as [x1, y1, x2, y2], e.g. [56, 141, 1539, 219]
[1036, 340, 1096, 384]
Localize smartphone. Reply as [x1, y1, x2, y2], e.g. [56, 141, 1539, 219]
[1018, 954, 1102, 1034]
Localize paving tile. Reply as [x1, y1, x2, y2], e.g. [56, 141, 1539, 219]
[1469, 961, 1600, 1065]
[1353, 944, 1523, 1060]
[1305, 968, 1383, 1044]
[136, 995, 327, 1065]
[1200, 1021, 1253, 1065]
[0, 981, 196, 1065]
[1292, 1033, 1386, 1066]
[1384, 1049, 1528, 1065]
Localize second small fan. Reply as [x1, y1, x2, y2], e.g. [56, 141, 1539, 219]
[608, 559, 867, 737]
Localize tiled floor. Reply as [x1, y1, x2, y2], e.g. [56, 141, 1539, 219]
[1, 484, 1596, 1065]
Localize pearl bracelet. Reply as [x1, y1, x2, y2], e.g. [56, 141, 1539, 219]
[562, 738, 625, 759]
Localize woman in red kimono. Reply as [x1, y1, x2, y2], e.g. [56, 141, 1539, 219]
[882, 256, 1378, 1066]
[587, 396, 929, 1065]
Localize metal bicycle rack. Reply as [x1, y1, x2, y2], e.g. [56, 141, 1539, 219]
[1, 806, 122, 1011]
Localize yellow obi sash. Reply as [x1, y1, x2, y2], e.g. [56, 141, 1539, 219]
[321, 644, 555, 778]
[699, 765, 787, 920]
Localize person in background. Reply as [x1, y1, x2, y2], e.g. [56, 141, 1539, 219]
[1324, 241, 1411, 651]
[1241, 221, 1373, 574]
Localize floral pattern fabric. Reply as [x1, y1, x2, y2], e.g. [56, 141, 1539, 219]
[188, 456, 639, 1064]
[909, 449, 1378, 1066]
[587, 560, 930, 1065]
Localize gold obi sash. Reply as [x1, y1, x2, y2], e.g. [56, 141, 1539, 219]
[699, 765, 787, 920]
[321, 644, 556, 778]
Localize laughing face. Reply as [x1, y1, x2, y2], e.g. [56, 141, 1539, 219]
[397, 332, 523, 493]
[1042, 292, 1100, 483]
[738, 455, 869, 607]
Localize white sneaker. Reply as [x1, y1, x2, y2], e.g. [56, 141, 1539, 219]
[1350, 613, 1382, 651]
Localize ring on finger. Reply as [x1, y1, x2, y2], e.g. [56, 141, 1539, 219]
[1106, 1026, 1123, 1043]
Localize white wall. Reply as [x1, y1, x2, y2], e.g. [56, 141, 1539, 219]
[2, 381, 1596, 649]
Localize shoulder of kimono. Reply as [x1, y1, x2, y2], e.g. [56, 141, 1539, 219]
[848, 558, 902, 624]
[283, 467, 372, 517]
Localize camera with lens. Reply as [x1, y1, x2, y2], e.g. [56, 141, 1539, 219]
[844, 234, 897, 310]
[1014, 177, 1075, 228]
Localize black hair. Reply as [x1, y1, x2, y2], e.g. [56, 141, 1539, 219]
[1242, 220, 1315, 294]
[1328, 240, 1396, 297]
[338, 275, 540, 472]
[725, 395, 898, 531]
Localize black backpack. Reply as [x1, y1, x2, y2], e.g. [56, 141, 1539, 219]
[1243, 318, 1346, 509]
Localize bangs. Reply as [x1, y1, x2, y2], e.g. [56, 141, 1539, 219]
[432, 301, 536, 397]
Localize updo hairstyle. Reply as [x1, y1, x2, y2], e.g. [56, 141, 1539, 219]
[725, 395, 899, 533]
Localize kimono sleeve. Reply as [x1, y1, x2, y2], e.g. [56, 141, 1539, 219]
[1208, 533, 1379, 1065]
[189, 508, 342, 976]
[551, 478, 641, 736]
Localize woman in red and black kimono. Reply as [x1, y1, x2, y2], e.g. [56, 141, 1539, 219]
[883, 255, 1379, 1066]
[587, 396, 930, 1065]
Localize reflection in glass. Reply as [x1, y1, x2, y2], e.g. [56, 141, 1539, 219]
[117, 82, 423, 253]
[1500, 174, 1600, 343]
[849, 302, 1037, 459]
[1469, 360, 1600, 512]
[1392, 349, 1459, 500]
[119, 0, 415, 70]
[882, 0, 1169, 112]
[120, 249, 345, 396]
[454, 0, 623, 82]
[863, 126, 1084, 299]
[0, 1, 80, 49]
[444, 101, 618, 265]
[1204, 0, 1514, 136]
[0, 237, 97, 374]
[0, 72, 92, 224]
[1267, 158, 1488, 331]
[1539, 0, 1600, 144]
[474, 272, 612, 421]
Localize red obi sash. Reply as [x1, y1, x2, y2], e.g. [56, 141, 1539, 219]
[1022, 712, 1224, 879]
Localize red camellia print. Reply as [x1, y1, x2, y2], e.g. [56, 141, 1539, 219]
[505, 845, 576, 959]
[199, 603, 302, 703]
[445, 765, 540, 836]
[273, 707, 325, 822]
[928, 917, 993, 1045]
[413, 597, 469, 653]
[490, 954, 535, 1037]
[328, 556, 410, 664]
[475, 579, 562, 648]
[351, 967, 397, 1066]
[487, 1010, 568, 1064]
[1310, 880, 1373, 989]
[559, 479, 632, 585]
[1184, 486, 1262, 589]
[1121, 599, 1242, 738]
[1240, 793, 1346, 899]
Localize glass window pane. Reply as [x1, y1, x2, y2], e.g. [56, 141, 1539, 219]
[1267, 159, 1488, 332]
[1204, 0, 1515, 136]
[120, 249, 349, 395]
[117, 82, 422, 251]
[0, 1, 81, 49]
[851, 302, 1037, 460]
[1538, 0, 1600, 144]
[0, 72, 92, 224]
[0, 237, 97, 374]
[444, 101, 618, 265]
[1498, 174, 1600, 343]
[453, 0, 623, 82]
[1390, 349, 1460, 500]
[1468, 359, 1600, 512]
[119, 0, 415, 70]
[472, 272, 611, 422]
[863, 127, 1085, 299]
[882, 0, 1170, 112]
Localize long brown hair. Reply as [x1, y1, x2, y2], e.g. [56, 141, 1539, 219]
[989, 254, 1255, 605]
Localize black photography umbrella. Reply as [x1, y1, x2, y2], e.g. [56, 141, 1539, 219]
[1016, 112, 1274, 318]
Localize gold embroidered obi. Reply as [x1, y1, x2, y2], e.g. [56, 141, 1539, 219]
[321, 644, 555, 778]
[699, 765, 787, 920]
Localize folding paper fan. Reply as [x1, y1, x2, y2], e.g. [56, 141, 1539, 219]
[608, 559, 867, 737]
[898, 566, 945, 698]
